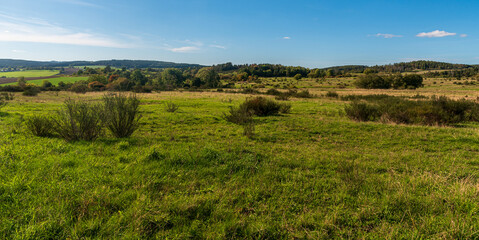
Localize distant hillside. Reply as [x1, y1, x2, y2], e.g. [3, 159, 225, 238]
[369, 60, 479, 73]
[0, 59, 204, 69]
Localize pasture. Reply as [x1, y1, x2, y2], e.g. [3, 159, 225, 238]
[1, 84, 479, 238]
[0, 70, 59, 78]
[0, 76, 89, 86]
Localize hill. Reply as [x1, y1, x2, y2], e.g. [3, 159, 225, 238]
[0, 59, 204, 69]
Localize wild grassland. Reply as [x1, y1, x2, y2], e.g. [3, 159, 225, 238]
[2, 87, 479, 238]
[0, 70, 59, 78]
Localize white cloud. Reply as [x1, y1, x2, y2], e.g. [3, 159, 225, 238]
[416, 30, 456, 38]
[460, 34, 468, 38]
[52, 0, 101, 8]
[210, 44, 226, 49]
[0, 14, 130, 48]
[12, 49, 26, 53]
[169, 46, 200, 53]
[283, 36, 291, 40]
[375, 33, 402, 38]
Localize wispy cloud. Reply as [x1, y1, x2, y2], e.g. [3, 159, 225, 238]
[0, 13, 130, 48]
[460, 34, 468, 38]
[210, 44, 226, 49]
[52, 0, 101, 8]
[375, 33, 402, 38]
[283, 36, 291, 40]
[169, 46, 200, 53]
[416, 30, 456, 38]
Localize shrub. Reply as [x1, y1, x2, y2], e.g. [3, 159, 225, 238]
[53, 99, 103, 141]
[345, 101, 381, 121]
[354, 74, 391, 89]
[22, 86, 41, 96]
[265, 88, 281, 96]
[224, 105, 255, 138]
[241, 97, 281, 116]
[102, 93, 141, 138]
[69, 83, 89, 94]
[224, 105, 254, 125]
[345, 95, 479, 126]
[325, 91, 339, 98]
[295, 90, 314, 98]
[165, 101, 179, 112]
[25, 115, 54, 137]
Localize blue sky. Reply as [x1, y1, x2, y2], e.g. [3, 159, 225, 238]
[0, 0, 478, 68]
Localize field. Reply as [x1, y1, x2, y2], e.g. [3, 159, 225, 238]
[2, 80, 479, 239]
[1, 76, 89, 86]
[0, 70, 59, 78]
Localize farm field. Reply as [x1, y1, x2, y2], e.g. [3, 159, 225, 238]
[2, 87, 479, 239]
[1, 76, 89, 86]
[0, 70, 59, 78]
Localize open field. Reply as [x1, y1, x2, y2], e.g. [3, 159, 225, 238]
[0, 76, 88, 86]
[2, 87, 479, 238]
[0, 70, 59, 78]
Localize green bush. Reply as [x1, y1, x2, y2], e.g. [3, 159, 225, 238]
[165, 101, 179, 113]
[295, 90, 314, 98]
[25, 116, 54, 137]
[265, 88, 281, 96]
[345, 101, 380, 121]
[354, 74, 391, 89]
[224, 105, 254, 125]
[22, 86, 41, 96]
[345, 95, 479, 126]
[241, 97, 282, 116]
[325, 91, 339, 98]
[53, 99, 103, 141]
[102, 93, 141, 138]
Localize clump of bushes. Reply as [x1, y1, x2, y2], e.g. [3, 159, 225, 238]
[345, 95, 479, 126]
[354, 73, 423, 89]
[103, 93, 141, 138]
[241, 97, 288, 116]
[25, 116, 54, 137]
[53, 99, 104, 141]
[26, 94, 142, 141]
[325, 91, 339, 98]
[224, 97, 290, 138]
[22, 85, 41, 96]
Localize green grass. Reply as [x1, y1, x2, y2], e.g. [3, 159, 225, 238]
[1, 76, 89, 86]
[0, 70, 59, 78]
[2, 91, 479, 238]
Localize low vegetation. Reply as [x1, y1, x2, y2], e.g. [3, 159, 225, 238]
[4, 60, 479, 238]
[345, 95, 479, 125]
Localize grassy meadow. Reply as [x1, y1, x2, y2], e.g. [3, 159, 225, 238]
[0, 70, 59, 78]
[2, 79, 479, 238]
[1, 76, 89, 86]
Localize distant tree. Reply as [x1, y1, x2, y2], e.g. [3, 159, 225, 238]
[294, 74, 303, 80]
[131, 69, 147, 85]
[42, 80, 53, 89]
[354, 74, 391, 89]
[160, 68, 185, 87]
[88, 74, 108, 84]
[196, 67, 220, 88]
[17, 77, 26, 88]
